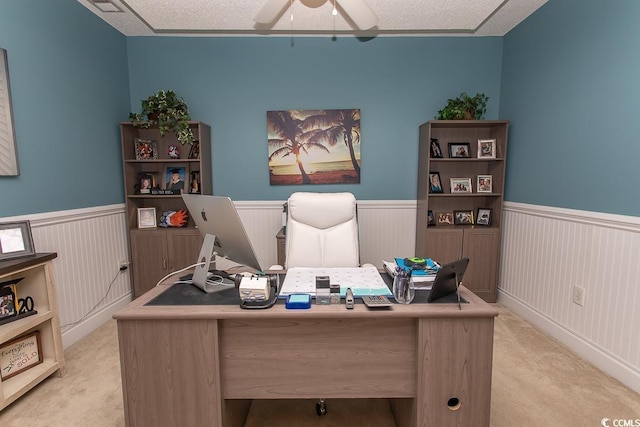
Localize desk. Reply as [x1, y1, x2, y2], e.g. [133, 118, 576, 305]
[114, 279, 498, 427]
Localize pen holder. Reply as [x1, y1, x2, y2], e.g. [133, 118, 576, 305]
[392, 274, 415, 304]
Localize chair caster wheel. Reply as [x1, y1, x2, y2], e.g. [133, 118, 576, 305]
[316, 399, 327, 416]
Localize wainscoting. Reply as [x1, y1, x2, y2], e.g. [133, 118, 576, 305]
[2, 200, 638, 393]
[500, 201, 640, 393]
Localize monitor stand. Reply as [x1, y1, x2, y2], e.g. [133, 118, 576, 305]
[191, 233, 229, 293]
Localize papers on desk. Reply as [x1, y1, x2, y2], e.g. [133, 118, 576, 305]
[382, 259, 436, 291]
[279, 266, 392, 298]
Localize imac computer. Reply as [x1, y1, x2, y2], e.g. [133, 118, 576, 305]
[182, 194, 264, 293]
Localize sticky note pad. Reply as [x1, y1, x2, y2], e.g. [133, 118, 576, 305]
[286, 293, 311, 309]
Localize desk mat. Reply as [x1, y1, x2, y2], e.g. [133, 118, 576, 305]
[145, 272, 466, 306]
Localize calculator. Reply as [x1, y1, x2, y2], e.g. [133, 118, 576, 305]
[361, 295, 393, 308]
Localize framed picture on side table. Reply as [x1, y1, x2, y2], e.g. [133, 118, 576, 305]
[476, 208, 492, 226]
[0, 331, 43, 380]
[477, 138, 496, 158]
[0, 221, 35, 261]
[137, 207, 157, 229]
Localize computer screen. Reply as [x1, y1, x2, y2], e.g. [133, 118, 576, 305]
[182, 194, 263, 292]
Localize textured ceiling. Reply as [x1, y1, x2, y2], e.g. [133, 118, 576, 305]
[78, 0, 547, 36]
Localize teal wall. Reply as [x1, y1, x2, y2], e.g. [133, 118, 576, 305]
[126, 36, 503, 201]
[500, 0, 640, 216]
[2, 0, 638, 217]
[0, 0, 130, 217]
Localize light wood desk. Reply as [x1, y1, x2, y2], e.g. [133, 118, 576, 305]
[114, 278, 498, 427]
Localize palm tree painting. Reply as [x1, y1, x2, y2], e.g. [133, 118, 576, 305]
[267, 109, 361, 185]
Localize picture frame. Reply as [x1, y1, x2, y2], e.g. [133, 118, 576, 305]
[427, 210, 436, 226]
[134, 138, 158, 160]
[139, 175, 153, 194]
[164, 165, 187, 193]
[448, 142, 471, 158]
[436, 212, 453, 225]
[476, 208, 493, 226]
[428, 172, 443, 193]
[477, 175, 493, 193]
[0, 221, 36, 261]
[0, 331, 43, 380]
[0, 48, 19, 176]
[0, 285, 17, 321]
[430, 138, 443, 158]
[450, 177, 472, 193]
[454, 210, 475, 225]
[137, 207, 157, 229]
[477, 138, 496, 159]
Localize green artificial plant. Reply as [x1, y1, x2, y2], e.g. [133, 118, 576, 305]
[436, 92, 489, 120]
[129, 90, 195, 145]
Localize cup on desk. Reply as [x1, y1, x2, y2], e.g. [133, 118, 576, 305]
[392, 274, 415, 304]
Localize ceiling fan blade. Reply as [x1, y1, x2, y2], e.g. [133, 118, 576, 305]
[336, 0, 378, 30]
[254, 0, 291, 24]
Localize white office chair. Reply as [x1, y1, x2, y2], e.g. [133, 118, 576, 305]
[284, 191, 360, 269]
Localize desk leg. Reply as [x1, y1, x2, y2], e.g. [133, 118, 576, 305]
[414, 317, 494, 427]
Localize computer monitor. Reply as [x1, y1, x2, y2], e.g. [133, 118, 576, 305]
[182, 194, 263, 292]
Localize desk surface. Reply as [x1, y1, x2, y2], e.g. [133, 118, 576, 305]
[114, 278, 498, 321]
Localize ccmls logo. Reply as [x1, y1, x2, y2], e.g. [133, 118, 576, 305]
[602, 418, 640, 427]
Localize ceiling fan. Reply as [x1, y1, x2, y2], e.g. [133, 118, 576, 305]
[254, 0, 378, 30]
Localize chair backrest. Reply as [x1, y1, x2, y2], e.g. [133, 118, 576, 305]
[285, 192, 360, 269]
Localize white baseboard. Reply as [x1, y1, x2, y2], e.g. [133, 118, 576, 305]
[498, 289, 640, 394]
[61, 291, 132, 349]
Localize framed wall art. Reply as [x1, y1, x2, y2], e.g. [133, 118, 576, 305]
[477, 138, 496, 158]
[267, 109, 361, 185]
[0, 48, 19, 176]
[0, 221, 35, 261]
[448, 142, 470, 158]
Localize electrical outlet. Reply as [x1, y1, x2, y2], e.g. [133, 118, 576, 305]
[119, 260, 129, 271]
[572, 286, 585, 307]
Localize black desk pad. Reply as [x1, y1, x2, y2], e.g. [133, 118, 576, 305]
[146, 272, 467, 306]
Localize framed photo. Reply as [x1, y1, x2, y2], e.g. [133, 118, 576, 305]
[137, 207, 157, 229]
[477, 138, 496, 159]
[164, 166, 186, 192]
[0, 331, 43, 380]
[450, 177, 472, 193]
[477, 175, 493, 193]
[436, 212, 453, 225]
[134, 138, 157, 160]
[0, 285, 16, 321]
[476, 208, 493, 226]
[448, 142, 471, 158]
[430, 138, 443, 158]
[0, 221, 35, 261]
[427, 210, 436, 226]
[454, 210, 475, 225]
[428, 172, 443, 193]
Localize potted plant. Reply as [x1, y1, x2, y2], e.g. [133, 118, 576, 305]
[129, 90, 195, 145]
[436, 92, 489, 120]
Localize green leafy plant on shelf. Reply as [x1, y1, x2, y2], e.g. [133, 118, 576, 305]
[436, 92, 489, 120]
[129, 90, 195, 145]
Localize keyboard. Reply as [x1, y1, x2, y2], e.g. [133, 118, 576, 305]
[361, 295, 393, 308]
